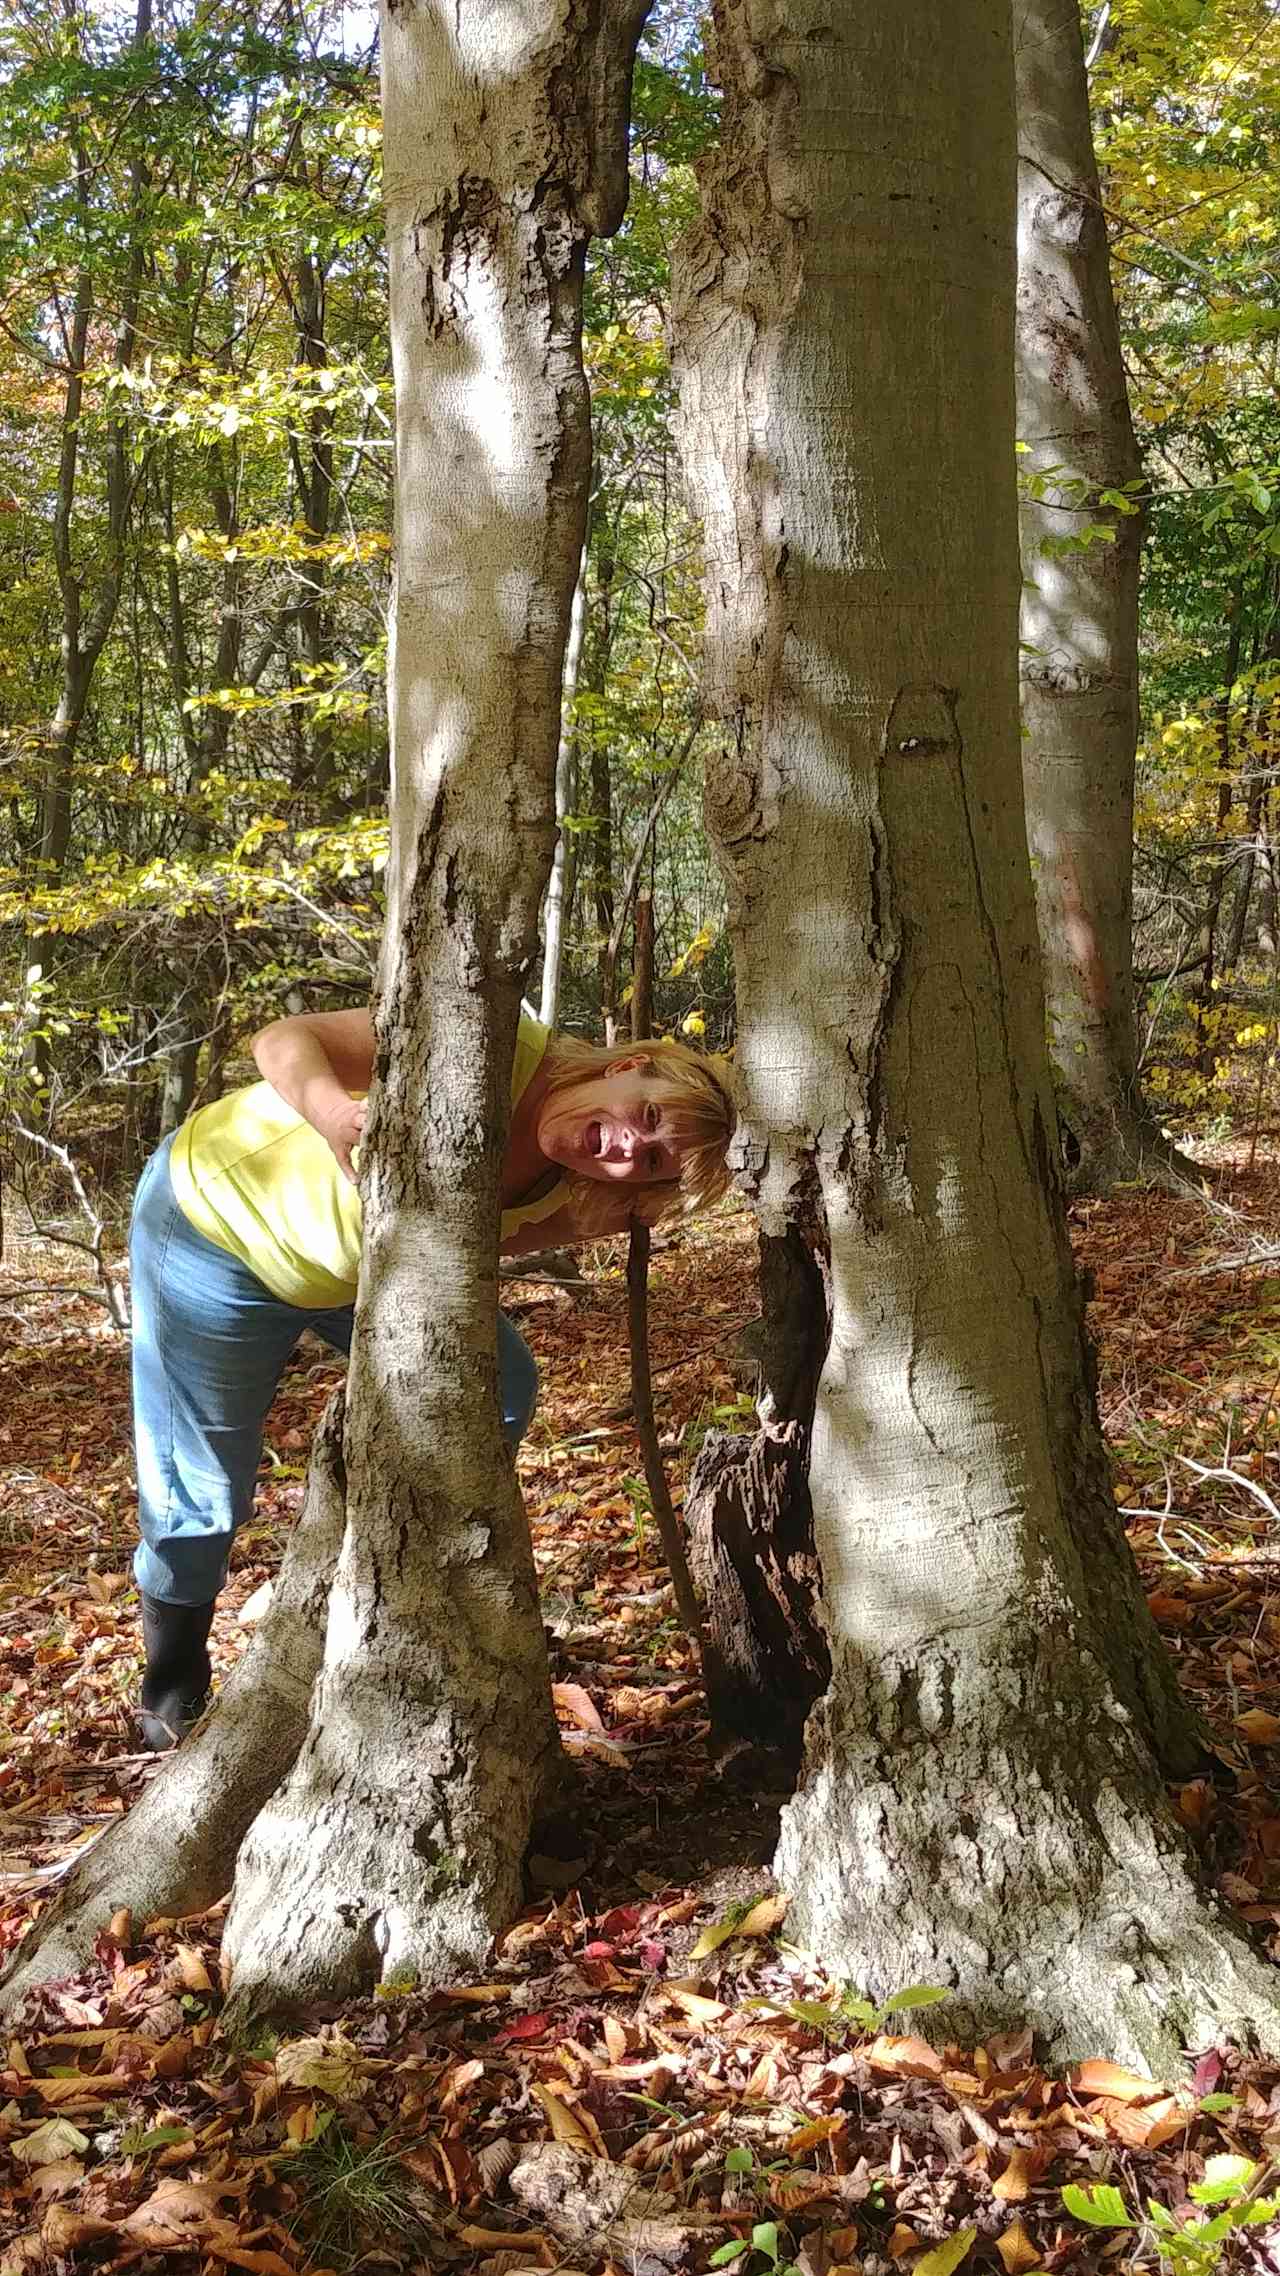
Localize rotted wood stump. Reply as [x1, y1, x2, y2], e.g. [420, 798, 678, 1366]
[685, 1418, 829, 1764]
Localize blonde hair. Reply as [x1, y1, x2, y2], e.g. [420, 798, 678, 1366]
[542, 1031, 736, 1234]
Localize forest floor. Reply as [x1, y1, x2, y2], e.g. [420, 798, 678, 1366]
[6, 1158, 1280, 2273]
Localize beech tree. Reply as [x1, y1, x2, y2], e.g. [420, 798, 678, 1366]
[1015, 0, 1177, 1189]
[672, 0, 1279, 2064]
[0, 0, 648, 2021]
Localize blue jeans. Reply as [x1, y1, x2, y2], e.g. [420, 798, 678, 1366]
[129, 1134, 539, 1607]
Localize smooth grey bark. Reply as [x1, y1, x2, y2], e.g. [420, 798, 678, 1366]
[673, 0, 1279, 2068]
[217, 0, 650, 2022]
[1015, 0, 1180, 1191]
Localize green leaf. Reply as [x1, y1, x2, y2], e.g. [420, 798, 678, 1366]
[709, 2246, 748, 2268]
[1061, 2183, 1136, 2228]
[134, 2123, 192, 2151]
[689, 1913, 742, 1959]
[1197, 2093, 1238, 2113]
[1189, 2152, 1258, 2203]
[785, 1999, 841, 2029]
[914, 2228, 978, 2275]
[724, 2147, 755, 2175]
[882, 1983, 950, 2013]
[751, 2221, 781, 2262]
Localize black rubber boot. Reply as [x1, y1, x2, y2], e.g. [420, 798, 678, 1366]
[139, 1593, 215, 1752]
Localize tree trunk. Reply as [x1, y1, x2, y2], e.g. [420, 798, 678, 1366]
[217, 0, 649, 2025]
[31, 0, 153, 1080]
[630, 886, 654, 1039]
[540, 543, 588, 1026]
[1192, 593, 1246, 1068]
[672, 0, 1278, 2069]
[687, 1215, 830, 1753]
[1224, 608, 1280, 970]
[3, 0, 649, 2031]
[290, 248, 338, 800]
[686, 1420, 828, 1760]
[1015, 0, 1177, 1191]
[585, 527, 618, 1025]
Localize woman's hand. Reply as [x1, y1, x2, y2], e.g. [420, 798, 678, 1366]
[316, 1096, 367, 1184]
[251, 1009, 375, 1179]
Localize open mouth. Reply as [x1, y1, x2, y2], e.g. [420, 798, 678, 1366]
[584, 1118, 602, 1157]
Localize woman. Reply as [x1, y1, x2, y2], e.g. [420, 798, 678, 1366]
[129, 1004, 734, 1748]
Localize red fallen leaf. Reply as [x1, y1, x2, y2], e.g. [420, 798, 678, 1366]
[495, 2012, 552, 2044]
[638, 1939, 666, 1973]
[1192, 2051, 1223, 2095]
[599, 1904, 642, 1941]
[1147, 1592, 1193, 1626]
[583, 1941, 615, 1959]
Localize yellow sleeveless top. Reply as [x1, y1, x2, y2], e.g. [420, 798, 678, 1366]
[169, 1014, 567, 1308]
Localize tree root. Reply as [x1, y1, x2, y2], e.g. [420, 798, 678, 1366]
[777, 1650, 1280, 2074]
[219, 1430, 562, 2031]
[0, 1397, 346, 2023]
[1060, 1103, 1204, 1200]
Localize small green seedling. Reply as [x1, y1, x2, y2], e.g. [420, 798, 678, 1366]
[1062, 2157, 1280, 2276]
[748, 1980, 949, 2040]
[709, 2218, 803, 2276]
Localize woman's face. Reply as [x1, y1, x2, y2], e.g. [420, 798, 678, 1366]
[536, 1064, 686, 1187]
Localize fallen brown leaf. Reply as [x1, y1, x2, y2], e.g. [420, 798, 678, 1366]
[991, 2146, 1035, 2202]
[530, 2084, 595, 2152]
[40, 2205, 117, 2251]
[867, 2033, 945, 2080]
[995, 2220, 1041, 2275]
[1071, 2058, 1163, 2102]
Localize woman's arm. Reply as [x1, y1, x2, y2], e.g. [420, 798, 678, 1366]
[500, 1204, 586, 1259]
[251, 1009, 376, 1183]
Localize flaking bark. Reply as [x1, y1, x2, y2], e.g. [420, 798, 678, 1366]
[672, 0, 1279, 2066]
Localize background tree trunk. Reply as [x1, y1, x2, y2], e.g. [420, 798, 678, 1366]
[540, 544, 589, 1025]
[1015, 0, 1180, 1190]
[219, 0, 649, 2024]
[672, 0, 1278, 2068]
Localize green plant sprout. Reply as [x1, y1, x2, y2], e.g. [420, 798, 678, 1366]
[1063, 2154, 1280, 2276]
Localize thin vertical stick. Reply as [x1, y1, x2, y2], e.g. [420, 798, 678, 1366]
[625, 882, 703, 1642]
[627, 1222, 704, 1641]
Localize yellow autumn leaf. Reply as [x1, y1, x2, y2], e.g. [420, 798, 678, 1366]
[735, 1892, 788, 1939]
[11, 2119, 91, 2169]
[688, 1914, 740, 1959]
[274, 2033, 365, 2097]
[530, 2083, 594, 2150]
[915, 2228, 977, 2276]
